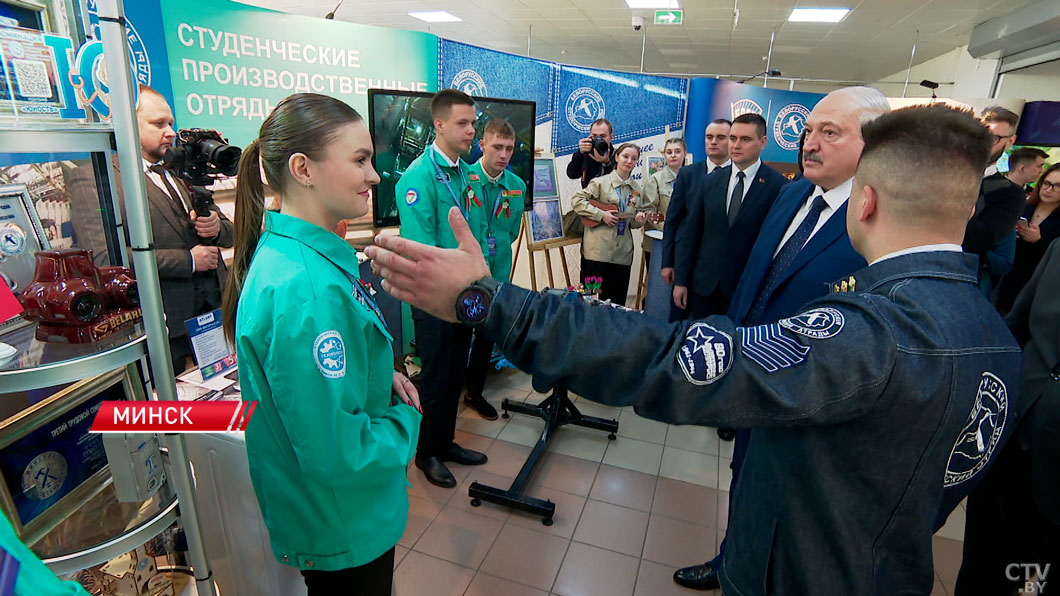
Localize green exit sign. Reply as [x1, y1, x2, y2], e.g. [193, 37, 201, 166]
[654, 9, 683, 25]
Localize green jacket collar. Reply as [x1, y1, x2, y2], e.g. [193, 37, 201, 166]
[431, 143, 461, 168]
[471, 160, 518, 190]
[263, 210, 360, 274]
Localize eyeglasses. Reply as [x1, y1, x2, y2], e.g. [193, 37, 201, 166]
[992, 133, 1014, 144]
[1040, 181, 1060, 192]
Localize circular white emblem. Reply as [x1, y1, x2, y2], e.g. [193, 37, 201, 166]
[125, 19, 153, 86]
[405, 189, 419, 206]
[945, 372, 1008, 487]
[0, 224, 27, 257]
[22, 451, 68, 501]
[451, 69, 487, 97]
[780, 307, 845, 340]
[730, 98, 763, 120]
[773, 104, 810, 151]
[9, 41, 25, 59]
[565, 87, 605, 134]
[678, 323, 734, 385]
[313, 330, 346, 379]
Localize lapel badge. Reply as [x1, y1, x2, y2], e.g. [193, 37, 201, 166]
[840, 280, 849, 292]
[848, 276, 856, 292]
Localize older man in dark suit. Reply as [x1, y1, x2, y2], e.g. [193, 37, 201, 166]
[956, 238, 1060, 595]
[68, 85, 233, 372]
[673, 113, 787, 320]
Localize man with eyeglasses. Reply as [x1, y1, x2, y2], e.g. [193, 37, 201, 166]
[963, 107, 1026, 284]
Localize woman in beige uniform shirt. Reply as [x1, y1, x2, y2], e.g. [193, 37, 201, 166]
[571, 142, 647, 305]
[641, 137, 687, 268]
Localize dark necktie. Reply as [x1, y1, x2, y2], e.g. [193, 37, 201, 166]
[746, 195, 829, 325]
[148, 164, 188, 215]
[728, 171, 746, 226]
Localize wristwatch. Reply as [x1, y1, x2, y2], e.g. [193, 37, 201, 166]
[455, 277, 502, 327]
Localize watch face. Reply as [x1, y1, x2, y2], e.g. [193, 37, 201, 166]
[460, 289, 490, 323]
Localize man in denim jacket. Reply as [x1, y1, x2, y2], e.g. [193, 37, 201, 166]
[368, 106, 1022, 595]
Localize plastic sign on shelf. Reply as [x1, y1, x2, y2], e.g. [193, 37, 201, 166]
[185, 308, 236, 380]
[654, 10, 683, 25]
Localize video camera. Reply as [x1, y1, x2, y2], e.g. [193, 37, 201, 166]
[590, 136, 610, 155]
[163, 129, 242, 216]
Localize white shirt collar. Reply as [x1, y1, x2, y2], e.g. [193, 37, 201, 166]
[731, 159, 762, 185]
[431, 142, 459, 167]
[811, 177, 855, 213]
[477, 160, 503, 183]
[984, 164, 999, 178]
[870, 244, 963, 266]
[707, 158, 731, 173]
[142, 157, 160, 172]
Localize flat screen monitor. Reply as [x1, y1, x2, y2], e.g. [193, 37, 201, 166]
[368, 89, 536, 228]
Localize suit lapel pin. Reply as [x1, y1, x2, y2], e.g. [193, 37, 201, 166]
[841, 280, 849, 292]
[848, 276, 856, 292]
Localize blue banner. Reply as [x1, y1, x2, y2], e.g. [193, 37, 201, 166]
[686, 78, 825, 164]
[438, 40, 555, 125]
[552, 66, 687, 155]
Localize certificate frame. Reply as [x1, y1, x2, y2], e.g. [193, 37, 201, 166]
[0, 364, 143, 544]
[0, 183, 51, 334]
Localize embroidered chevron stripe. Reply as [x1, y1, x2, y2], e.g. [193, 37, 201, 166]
[740, 324, 811, 373]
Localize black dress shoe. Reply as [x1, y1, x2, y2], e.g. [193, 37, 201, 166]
[415, 455, 456, 488]
[717, 427, 736, 441]
[440, 443, 488, 466]
[464, 394, 499, 420]
[673, 562, 720, 591]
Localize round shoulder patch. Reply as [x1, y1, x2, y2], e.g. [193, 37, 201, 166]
[405, 189, 419, 206]
[313, 330, 346, 379]
[677, 323, 734, 385]
[779, 307, 845, 340]
[945, 372, 1008, 487]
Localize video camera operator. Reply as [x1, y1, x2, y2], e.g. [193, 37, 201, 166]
[566, 118, 616, 188]
[68, 85, 235, 373]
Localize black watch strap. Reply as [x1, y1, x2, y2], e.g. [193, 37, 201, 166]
[455, 277, 502, 327]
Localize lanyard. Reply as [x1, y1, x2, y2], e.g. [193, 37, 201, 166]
[342, 270, 390, 336]
[616, 185, 632, 212]
[430, 148, 470, 219]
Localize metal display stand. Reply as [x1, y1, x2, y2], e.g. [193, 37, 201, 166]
[0, 2, 216, 593]
[468, 381, 618, 525]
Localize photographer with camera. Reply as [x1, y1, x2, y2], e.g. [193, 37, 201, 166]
[68, 85, 234, 372]
[566, 118, 616, 188]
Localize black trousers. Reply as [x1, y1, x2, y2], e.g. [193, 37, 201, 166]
[465, 331, 494, 400]
[300, 547, 395, 596]
[581, 257, 632, 306]
[413, 308, 473, 458]
[955, 441, 1060, 596]
[688, 286, 729, 320]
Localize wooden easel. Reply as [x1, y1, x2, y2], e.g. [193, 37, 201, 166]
[512, 213, 581, 291]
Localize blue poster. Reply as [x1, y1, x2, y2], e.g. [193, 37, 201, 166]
[686, 78, 825, 164]
[552, 66, 687, 155]
[438, 40, 555, 125]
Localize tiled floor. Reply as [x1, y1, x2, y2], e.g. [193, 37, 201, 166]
[396, 369, 968, 595]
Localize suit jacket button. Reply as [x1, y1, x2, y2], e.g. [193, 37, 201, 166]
[282, 555, 289, 563]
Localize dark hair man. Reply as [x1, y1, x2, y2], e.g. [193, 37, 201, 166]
[566, 117, 616, 188]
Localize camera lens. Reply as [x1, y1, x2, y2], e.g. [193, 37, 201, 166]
[592, 136, 609, 154]
[200, 140, 242, 176]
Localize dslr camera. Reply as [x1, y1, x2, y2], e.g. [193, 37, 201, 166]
[163, 128, 242, 216]
[590, 136, 610, 155]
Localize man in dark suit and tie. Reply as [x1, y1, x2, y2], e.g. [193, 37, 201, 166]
[956, 238, 1060, 595]
[659, 119, 731, 321]
[68, 85, 233, 372]
[673, 86, 891, 591]
[672, 113, 787, 319]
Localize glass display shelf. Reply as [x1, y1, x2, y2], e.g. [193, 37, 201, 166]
[38, 474, 178, 576]
[0, 126, 115, 154]
[0, 323, 147, 393]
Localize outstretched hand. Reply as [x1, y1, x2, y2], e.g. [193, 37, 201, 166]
[365, 207, 490, 323]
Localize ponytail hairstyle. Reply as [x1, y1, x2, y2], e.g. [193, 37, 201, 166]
[222, 93, 364, 342]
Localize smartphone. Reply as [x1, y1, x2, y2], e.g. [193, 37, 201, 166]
[1018, 217, 1030, 227]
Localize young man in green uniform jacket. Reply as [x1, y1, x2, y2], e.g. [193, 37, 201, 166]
[394, 89, 490, 488]
[464, 119, 527, 418]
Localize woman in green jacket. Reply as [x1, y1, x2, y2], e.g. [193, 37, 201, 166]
[221, 93, 422, 595]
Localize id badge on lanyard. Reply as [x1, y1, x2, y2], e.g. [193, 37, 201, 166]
[430, 151, 469, 219]
[617, 186, 630, 236]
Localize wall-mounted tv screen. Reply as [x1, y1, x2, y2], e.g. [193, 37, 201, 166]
[368, 89, 536, 228]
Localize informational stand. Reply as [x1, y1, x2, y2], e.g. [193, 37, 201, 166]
[514, 156, 581, 291]
[468, 380, 617, 524]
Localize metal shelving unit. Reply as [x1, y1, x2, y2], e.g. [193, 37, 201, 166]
[0, 1, 216, 593]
